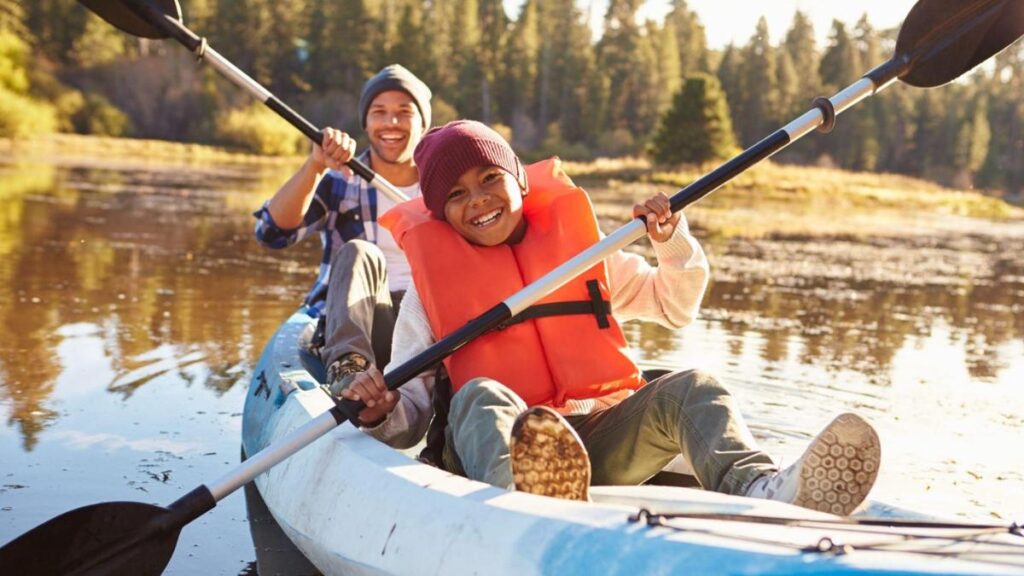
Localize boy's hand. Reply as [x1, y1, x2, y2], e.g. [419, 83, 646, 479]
[633, 192, 680, 243]
[338, 365, 399, 426]
[311, 127, 356, 173]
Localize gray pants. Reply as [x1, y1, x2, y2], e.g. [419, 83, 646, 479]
[320, 240, 402, 370]
[442, 370, 776, 495]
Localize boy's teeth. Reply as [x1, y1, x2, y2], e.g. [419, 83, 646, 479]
[473, 209, 501, 226]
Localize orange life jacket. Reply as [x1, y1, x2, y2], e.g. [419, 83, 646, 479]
[380, 157, 643, 408]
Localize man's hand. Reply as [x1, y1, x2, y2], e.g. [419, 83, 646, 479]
[311, 127, 357, 173]
[633, 192, 680, 243]
[337, 365, 399, 426]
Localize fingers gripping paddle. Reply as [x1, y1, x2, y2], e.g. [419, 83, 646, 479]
[77, 0, 410, 202]
[3, 0, 1021, 574]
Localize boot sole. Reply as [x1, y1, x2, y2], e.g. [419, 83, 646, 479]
[794, 413, 881, 516]
[510, 406, 591, 501]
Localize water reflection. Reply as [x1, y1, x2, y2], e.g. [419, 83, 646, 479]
[0, 160, 311, 450]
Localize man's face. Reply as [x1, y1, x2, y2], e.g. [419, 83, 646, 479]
[443, 165, 526, 247]
[365, 90, 423, 165]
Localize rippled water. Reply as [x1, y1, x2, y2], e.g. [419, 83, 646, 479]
[1, 156, 1022, 574]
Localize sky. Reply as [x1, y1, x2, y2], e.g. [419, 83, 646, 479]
[503, 0, 920, 48]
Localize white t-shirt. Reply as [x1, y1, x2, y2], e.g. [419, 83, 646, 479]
[367, 182, 420, 292]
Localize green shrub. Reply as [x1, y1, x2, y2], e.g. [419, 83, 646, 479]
[429, 96, 459, 127]
[595, 128, 638, 157]
[0, 87, 57, 138]
[536, 123, 594, 162]
[0, 30, 29, 94]
[73, 92, 132, 136]
[214, 103, 305, 156]
[54, 89, 85, 132]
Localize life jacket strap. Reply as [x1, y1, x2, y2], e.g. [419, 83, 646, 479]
[496, 280, 611, 331]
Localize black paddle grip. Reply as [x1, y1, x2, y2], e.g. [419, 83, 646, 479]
[165, 485, 216, 529]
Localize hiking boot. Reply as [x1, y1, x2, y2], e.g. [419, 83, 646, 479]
[746, 413, 881, 516]
[510, 406, 591, 501]
[323, 352, 370, 398]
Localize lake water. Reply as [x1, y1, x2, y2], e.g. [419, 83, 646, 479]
[1, 155, 1022, 574]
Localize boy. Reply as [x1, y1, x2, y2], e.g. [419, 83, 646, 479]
[338, 120, 880, 515]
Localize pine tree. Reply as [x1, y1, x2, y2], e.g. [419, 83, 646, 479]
[819, 20, 860, 91]
[737, 17, 779, 145]
[774, 47, 798, 126]
[667, 0, 709, 77]
[655, 20, 683, 119]
[978, 44, 1024, 194]
[423, 0, 457, 97]
[953, 93, 991, 181]
[25, 0, 88, 64]
[389, 1, 430, 82]
[211, 0, 271, 84]
[598, 0, 657, 143]
[783, 11, 820, 116]
[500, 0, 540, 146]
[716, 43, 744, 128]
[847, 15, 880, 171]
[265, 0, 307, 96]
[650, 73, 735, 165]
[474, 0, 508, 123]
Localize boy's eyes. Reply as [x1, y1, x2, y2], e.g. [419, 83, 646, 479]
[482, 170, 502, 184]
[447, 188, 467, 201]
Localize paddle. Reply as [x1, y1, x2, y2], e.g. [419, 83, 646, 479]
[76, 0, 411, 203]
[2, 1, 1021, 574]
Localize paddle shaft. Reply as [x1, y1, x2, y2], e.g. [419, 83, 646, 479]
[127, 1, 409, 203]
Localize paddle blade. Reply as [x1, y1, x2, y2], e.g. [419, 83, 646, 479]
[897, 0, 1024, 87]
[78, 0, 182, 39]
[0, 502, 178, 576]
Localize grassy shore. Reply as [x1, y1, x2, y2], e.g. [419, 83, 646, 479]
[4, 134, 1020, 240]
[566, 157, 1023, 240]
[0, 133, 303, 167]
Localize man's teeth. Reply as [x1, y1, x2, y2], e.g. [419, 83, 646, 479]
[380, 133, 404, 142]
[472, 209, 502, 226]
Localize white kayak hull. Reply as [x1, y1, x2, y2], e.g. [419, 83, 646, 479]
[242, 312, 1024, 575]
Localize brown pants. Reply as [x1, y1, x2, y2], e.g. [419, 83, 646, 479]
[320, 240, 403, 370]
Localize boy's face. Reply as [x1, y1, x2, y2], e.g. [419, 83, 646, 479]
[443, 165, 525, 246]
[365, 90, 423, 165]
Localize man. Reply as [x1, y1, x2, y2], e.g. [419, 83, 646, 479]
[253, 64, 431, 391]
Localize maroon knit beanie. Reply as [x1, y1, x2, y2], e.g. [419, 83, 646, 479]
[414, 120, 527, 220]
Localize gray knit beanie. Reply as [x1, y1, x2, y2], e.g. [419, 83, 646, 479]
[358, 64, 432, 130]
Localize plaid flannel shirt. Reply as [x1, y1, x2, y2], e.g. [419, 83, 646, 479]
[254, 152, 383, 318]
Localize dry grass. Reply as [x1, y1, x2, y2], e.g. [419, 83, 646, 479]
[569, 158, 1023, 240]
[0, 133, 303, 167]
